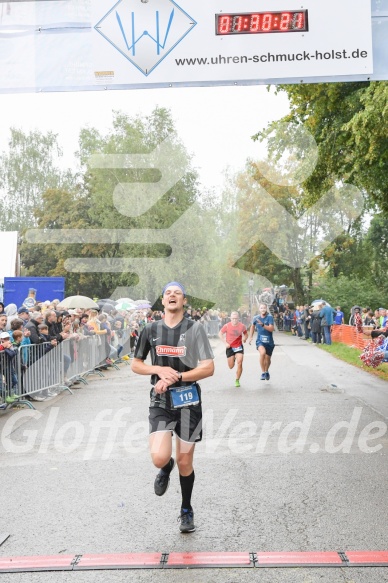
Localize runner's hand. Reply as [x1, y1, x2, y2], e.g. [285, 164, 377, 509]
[156, 366, 180, 384]
[154, 380, 169, 394]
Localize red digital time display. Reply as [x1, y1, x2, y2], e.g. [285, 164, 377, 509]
[216, 11, 308, 35]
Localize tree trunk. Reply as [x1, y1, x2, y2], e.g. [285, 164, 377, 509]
[291, 267, 305, 304]
[307, 268, 313, 305]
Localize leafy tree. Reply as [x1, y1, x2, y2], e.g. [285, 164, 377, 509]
[231, 160, 305, 302]
[75, 108, 207, 301]
[231, 154, 361, 303]
[247, 82, 386, 304]
[312, 275, 386, 321]
[20, 188, 110, 297]
[0, 128, 75, 230]
[255, 81, 388, 210]
[21, 108, 237, 304]
[344, 83, 388, 211]
[365, 213, 388, 290]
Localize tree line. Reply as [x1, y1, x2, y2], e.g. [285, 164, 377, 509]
[233, 81, 388, 316]
[1, 82, 387, 315]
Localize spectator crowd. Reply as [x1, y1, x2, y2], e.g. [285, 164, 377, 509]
[2, 292, 386, 406]
[0, 298, 148, 404]
[0, 296, 248, 405]
[271, 299, 388, 364]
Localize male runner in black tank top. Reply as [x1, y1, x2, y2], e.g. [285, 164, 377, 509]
[131, 282, 214, 533]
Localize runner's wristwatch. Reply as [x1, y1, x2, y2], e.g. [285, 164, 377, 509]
[177, 372, 182, 381]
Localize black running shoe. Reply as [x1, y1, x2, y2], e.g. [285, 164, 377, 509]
[179, 509, 196, 533]
[154, 458, 175, 496]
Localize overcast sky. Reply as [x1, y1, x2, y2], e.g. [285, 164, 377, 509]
[0, 85, 289, 190]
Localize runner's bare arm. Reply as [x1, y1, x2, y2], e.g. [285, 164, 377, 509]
[131, 358, 180, 384]
[179, 359, 214, 383]
[218, 330, 230, 348]
[248, 324, 255, 343]
[243, 331, 248, 343]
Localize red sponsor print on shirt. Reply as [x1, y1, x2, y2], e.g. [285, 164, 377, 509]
[156, 345, 187, 357]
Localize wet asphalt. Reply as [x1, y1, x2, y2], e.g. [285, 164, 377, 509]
[1, 332, 388, 582]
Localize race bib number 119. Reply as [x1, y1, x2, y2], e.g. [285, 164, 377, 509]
[170, 385, 200, 408]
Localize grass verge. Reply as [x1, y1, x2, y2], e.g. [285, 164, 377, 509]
[317, 342, 388, 381]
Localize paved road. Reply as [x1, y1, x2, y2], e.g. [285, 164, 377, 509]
[1, 332, 388, 582]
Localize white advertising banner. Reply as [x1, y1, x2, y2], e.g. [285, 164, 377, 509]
[93, 0, 373, 83]
[0, 0, 374, 92]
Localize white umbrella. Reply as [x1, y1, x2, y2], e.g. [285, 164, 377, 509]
[57, 295, 100, 310]
[116, 301, 137, 310]
[115, 298, 134, 304]
[311, 299, 331, 307]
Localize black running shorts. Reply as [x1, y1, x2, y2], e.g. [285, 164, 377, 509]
[149, 404, 203, 443]
[226, 346, 244, 358]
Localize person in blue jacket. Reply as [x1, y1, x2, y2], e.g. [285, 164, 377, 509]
[319, 301, 335, 345]
[248, 303, 275, 381]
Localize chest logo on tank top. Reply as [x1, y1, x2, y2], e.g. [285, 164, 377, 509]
[156, 345, 187, 357]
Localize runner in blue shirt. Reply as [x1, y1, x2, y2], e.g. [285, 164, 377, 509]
[248, 303, 275, 381]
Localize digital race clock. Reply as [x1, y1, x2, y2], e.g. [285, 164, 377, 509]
[216, 10, 308, 35]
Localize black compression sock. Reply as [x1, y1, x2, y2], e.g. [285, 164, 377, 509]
[161, 458, 174, 475]
[180, 471, 195, 510]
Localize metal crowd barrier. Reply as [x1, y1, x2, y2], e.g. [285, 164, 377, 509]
[111, 327, 133, 365]
[62, 336, 101, 384]
[274, 316, 284, 331]
[203, 320, 220, 337]
[1, 343, 70, 409]
[16, 342, 68, 403]
[0, 324, 142, 411]
[62, 334, 119, 381]
[0, 349, 26, 409]
[68, 328, 134, 381]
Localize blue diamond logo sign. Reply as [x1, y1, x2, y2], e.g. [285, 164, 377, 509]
[95, 0, 197, 77]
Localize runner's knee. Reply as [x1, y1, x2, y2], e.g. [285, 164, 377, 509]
[151, 451, 172, 468]
[176, 454, 193, 475]
[149, 431, 172, 466]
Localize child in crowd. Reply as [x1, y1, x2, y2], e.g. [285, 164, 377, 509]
[38, 324, 57, 353]
[11, 329, 23, 348]
[0, 331, 18, 398]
